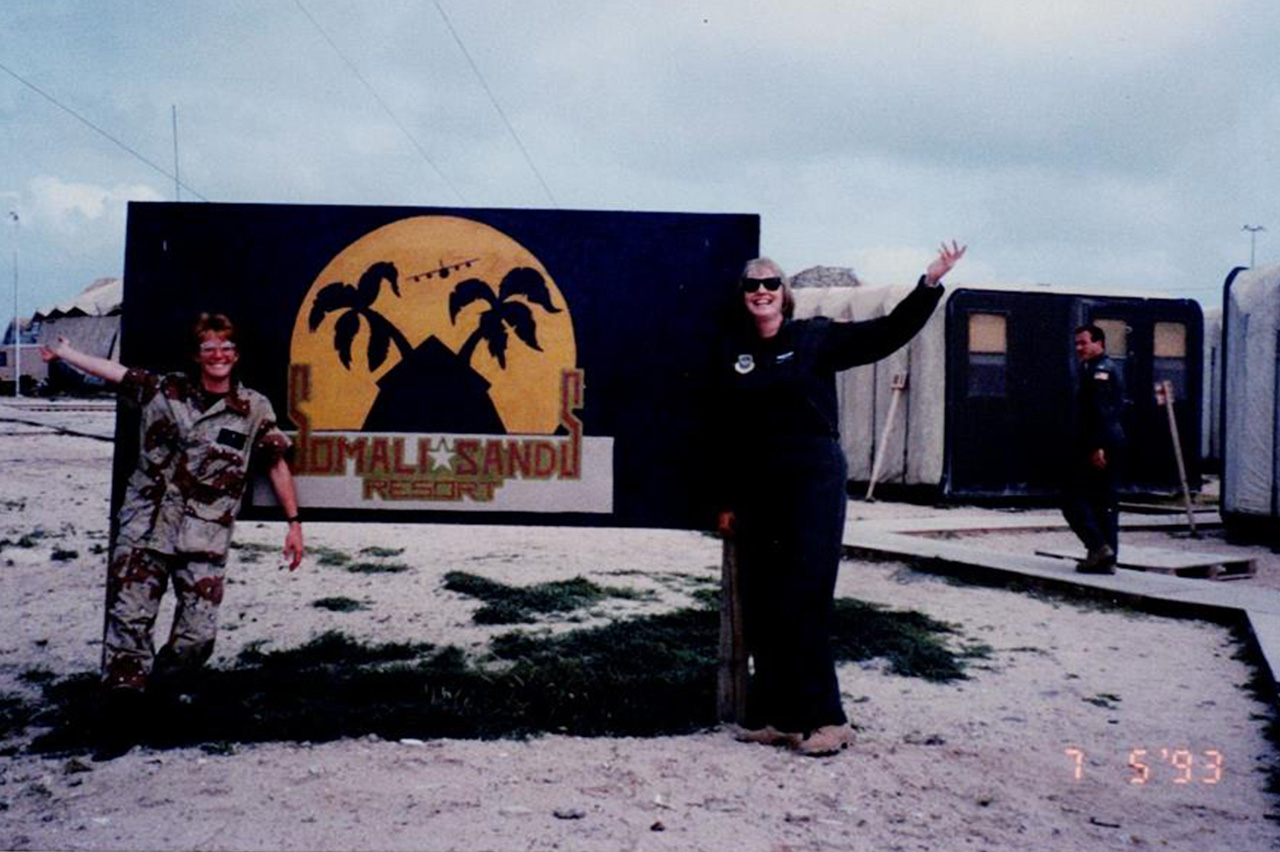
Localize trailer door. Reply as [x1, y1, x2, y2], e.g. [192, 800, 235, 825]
[946, 291, 1073, 497]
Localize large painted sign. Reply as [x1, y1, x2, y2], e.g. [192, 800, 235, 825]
[118, 203, 758, 530]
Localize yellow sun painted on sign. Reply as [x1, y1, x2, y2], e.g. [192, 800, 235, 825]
[290, 216, 576, 434]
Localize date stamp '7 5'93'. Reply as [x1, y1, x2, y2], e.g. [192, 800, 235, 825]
[1065, 747, 1224, 786]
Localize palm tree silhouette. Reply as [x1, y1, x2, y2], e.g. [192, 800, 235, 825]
[308, 261, 411, 371]
[449, 267, 561, 369]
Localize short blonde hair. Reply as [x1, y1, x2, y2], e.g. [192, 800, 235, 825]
[740, 256, 794, 319]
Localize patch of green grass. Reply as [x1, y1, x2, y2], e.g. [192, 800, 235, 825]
[345, 562, 412, 575]
[231, 542, 277, 553]
[359, 546, 405, 558]
[312, 597, 369, 612]
[1227, 625, 1280, 803]
[0, 694, 36, 740]
[18, 668, 56, 685]
[50, 548, 78, 562]
[443, 571, 650, 624]
[692, 587, 720, 609]
[959, 642, 995, 659]
[0, 531, 46, 550]
[829, 599, 976, 682]
[231, 541, 276, 564]
[236, 631, 432, 668]
[16, 593, 978, 756]
[1083, 693, 1122, 709]
[607, 586, 658, 602]
[312, 546, 352, 567]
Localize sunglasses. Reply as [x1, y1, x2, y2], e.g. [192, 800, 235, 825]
[740, 277, 783, 294]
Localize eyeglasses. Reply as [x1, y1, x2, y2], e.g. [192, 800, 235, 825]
[740, 277, 783, 294]
[199, 342, 238, 356]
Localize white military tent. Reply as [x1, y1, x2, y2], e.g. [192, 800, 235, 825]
[792, 281, 946, 491]
[1201, 306, 1222, 467]
[33, 277, 122, 390]
[1221, 264, 1280, 531]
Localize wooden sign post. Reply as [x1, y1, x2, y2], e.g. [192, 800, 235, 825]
[717, 537, 747, 723]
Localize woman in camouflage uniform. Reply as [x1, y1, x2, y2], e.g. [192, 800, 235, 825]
[42, 313, 303, 753]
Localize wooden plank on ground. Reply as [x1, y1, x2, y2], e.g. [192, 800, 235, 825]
[1035, 545, 1256, 581]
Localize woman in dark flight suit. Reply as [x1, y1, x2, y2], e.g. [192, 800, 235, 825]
[718, 241, 964, 756]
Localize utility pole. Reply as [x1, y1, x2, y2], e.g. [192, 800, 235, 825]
[172, 105, 180, 202]
[1243, 224, 1266, 268]
[8, 211, 18, 399]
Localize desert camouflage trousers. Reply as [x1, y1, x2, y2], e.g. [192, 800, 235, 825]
[101, 546, 227, 691]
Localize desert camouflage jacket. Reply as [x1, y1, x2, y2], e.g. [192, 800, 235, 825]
[114, 369, 291, 560]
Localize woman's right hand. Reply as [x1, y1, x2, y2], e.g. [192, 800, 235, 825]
[717, 510, 736, 538]
[39, 334, 70, 363]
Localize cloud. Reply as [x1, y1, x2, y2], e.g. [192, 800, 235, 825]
[1, 0, 1273, 315]
[528, 0, 1245, 185]
[26, 175, 164, 237]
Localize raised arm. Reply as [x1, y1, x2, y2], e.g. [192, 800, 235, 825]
[40, 335, 128, 384]
[816, 279, 944, 371]
[817, 240, 964, 371]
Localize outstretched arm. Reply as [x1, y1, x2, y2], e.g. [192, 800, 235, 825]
[817, 239, 965, 370]
[268, 457, 305, 570]
[40, 335, 128, 384]
[817, 278, 944, 370]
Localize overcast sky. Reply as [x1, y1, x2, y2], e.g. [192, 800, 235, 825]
[3, 0, 1278, 324]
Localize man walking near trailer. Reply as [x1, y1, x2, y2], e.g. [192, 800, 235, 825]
[1063, 323, 1126, 574]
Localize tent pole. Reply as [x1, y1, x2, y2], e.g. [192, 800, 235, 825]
[1157, 380, 1198, 537]
[866, 373, 908, 502]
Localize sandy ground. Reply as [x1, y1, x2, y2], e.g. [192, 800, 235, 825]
[1, 406, 1278, 852]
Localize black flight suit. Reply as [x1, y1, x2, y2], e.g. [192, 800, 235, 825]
[1062, 353, 1126, 557]
[719, 279, 943, 734]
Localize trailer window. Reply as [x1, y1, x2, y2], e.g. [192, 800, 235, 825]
[1153, 321, 1187, 401]
[967, 313, 1006, 397]
[1094, 319, 1127, 358]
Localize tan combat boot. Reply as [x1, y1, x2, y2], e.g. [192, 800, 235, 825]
[797, 724, 855, 757]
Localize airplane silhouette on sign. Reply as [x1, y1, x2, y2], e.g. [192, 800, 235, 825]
[408, 258, 481, 282]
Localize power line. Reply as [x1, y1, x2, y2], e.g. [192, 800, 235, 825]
[433, 1, 559, 208]
[293, 0, 466, 205]
[0, 59, 209, 202]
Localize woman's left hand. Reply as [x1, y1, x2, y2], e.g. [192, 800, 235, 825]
[924, 240, 966, 286]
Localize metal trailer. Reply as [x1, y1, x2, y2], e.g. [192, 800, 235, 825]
[794, 282, 1203, 503]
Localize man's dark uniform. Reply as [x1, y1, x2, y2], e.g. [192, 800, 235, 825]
[1063, 353, 1126, 562]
